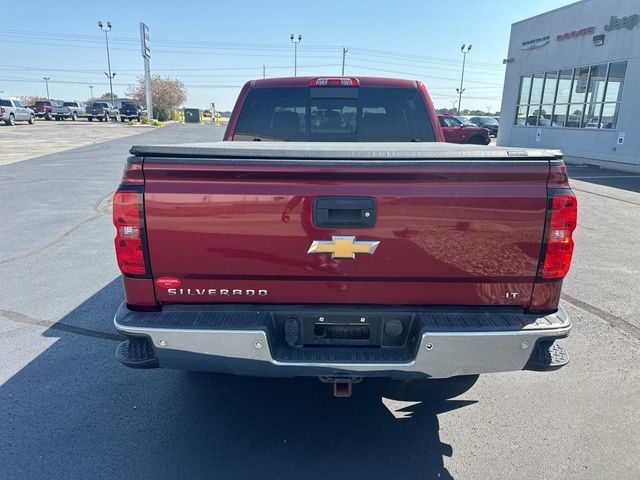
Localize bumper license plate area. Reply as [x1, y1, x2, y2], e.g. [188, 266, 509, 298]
[303, 314, 381, 346]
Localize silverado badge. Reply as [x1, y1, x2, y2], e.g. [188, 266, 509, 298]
[307, 236, 380, 259]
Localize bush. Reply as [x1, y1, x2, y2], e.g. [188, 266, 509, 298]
[151, 120, 163, 127]
[156, 109, 170, 122]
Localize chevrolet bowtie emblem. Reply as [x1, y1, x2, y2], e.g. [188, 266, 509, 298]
[307, 236, 380, 259]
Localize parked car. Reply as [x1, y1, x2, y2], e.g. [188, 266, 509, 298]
[119, 103, 145, 122]
[53, 101, 87, 121]
[30, 100, 60, 120]
[469, 116, 499, 137]
[454, 116, 475, 126]
[113, 76, 576, 397]
[438, 114, 490, 144]
[86, 102, 120, 122]
[0, 97, 35, 126]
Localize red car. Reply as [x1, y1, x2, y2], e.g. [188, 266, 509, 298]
[438, 114, 490, 145]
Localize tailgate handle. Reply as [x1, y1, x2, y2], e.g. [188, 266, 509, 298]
[313, 197, 376, 228]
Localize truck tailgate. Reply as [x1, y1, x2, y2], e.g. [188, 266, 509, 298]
[137, 143, 556, 307]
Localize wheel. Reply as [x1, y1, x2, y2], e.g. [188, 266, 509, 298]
[88, 117, 93, 122]
[71, 112, 77, 121]
[103, 114, 108, 122]
[137, 115, 141, 122]
[55, 116, 60, 121]
[114, 114, 121, 122]
[120, 116, 126, 122]
[45, 114, 52, 121]
[469, 136, 486, 145]
[28, 114, 35, 125]
[5, 114, 15, 126]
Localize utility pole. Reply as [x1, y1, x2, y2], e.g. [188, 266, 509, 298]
[290, 33, 302, 76]
[342, 47, 348, 76]
[98, 21, 116, 105]
[456, 44, 472, 116]
[89, 85, 94, 99]
[43, 76, 50, 99]
[263, 65, 266, 79]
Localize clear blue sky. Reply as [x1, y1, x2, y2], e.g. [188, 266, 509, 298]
[1, 0, 576, 112]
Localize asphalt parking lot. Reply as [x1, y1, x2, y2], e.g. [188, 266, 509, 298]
[0, 119, 151, 166]
[1, 124, 639, 479]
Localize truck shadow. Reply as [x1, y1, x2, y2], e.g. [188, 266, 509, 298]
[0, 279, 478, 480]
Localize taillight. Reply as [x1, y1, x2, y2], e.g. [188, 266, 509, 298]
[0, 107, 4, 114]
[538, 190, 577, 280]
[309, 77, 360, 87]
[113, 190, 148, 276]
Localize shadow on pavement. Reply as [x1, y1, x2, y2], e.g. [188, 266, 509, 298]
[567, 164, 640, 194]
[1, 279, 478, 480]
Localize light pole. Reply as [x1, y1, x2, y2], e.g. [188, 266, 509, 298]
[98, 21, 115, 105]
[43, 76, 50, 99]
[456, 44, 472, 116]
[342, 47, 348, 76]
[290, 33, 302, 76]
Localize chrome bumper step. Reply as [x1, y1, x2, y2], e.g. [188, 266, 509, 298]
[114, 303, 571, 379]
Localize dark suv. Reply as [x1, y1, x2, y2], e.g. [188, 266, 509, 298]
[469, 116, 499, 137]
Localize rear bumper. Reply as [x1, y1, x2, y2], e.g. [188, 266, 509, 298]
[114, 303, 571, 379]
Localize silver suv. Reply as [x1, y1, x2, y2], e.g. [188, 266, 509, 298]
[0, 98, 35, 126]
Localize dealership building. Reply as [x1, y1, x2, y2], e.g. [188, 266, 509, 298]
[497, 0, 639, 170]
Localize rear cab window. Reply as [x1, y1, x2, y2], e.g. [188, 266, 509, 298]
[234, 86, 435, 142]
[0, 99, 13, 107]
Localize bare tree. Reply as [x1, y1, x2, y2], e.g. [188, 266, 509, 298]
[21, 95, 47, 106]
[126, 75, 187, 121]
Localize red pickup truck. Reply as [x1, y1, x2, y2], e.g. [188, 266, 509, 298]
[113, 77, 576, 396]
[30, 100, 59, 120]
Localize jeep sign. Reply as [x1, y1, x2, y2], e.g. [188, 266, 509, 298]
[604, 14, 640, 32]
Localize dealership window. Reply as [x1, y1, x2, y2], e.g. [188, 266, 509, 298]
[515, 61, 627, 129]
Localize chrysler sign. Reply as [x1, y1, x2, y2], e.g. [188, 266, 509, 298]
[521, 35, 550, 50]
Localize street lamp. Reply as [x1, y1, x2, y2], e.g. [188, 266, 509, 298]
[43, 76, 51, 99]
[98, 21, 115, 105]
[456, 44, 472, 116]
[290, 33, 302, 76]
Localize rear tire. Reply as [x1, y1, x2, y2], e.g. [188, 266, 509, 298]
[71, 112, 77, 121]
[45, 113, 52, 121]
[28, 114, 35, 125]
[5, 114, 15, 126]
[88, 117, 93, 122]
[120, 117, 126, 122]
